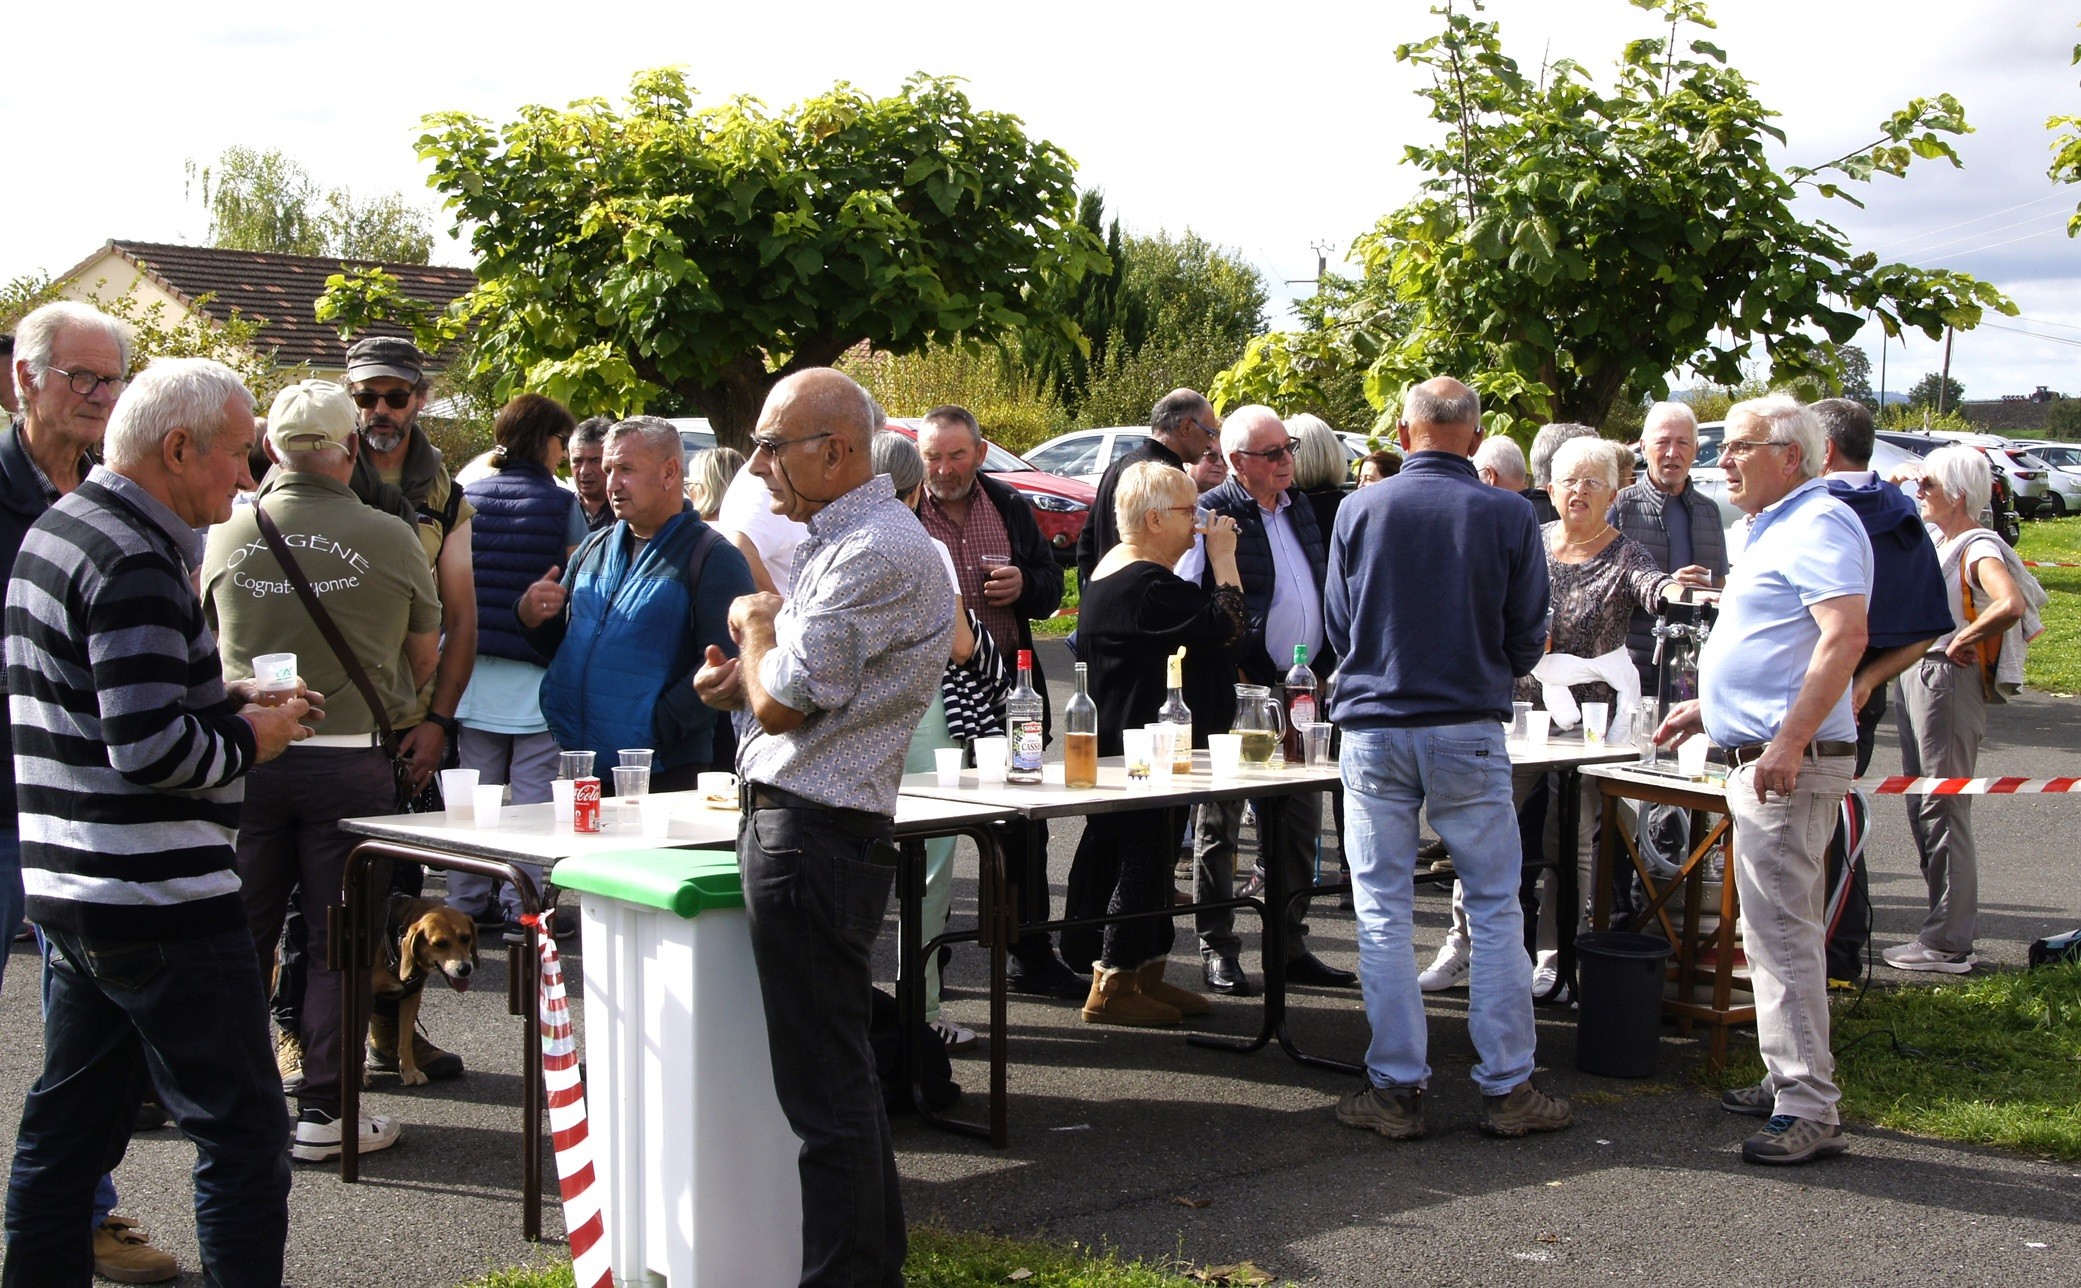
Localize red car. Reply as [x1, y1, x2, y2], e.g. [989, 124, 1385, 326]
[885, 419, 1093, 563]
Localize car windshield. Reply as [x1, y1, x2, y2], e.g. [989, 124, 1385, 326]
[980, 443, 1029, 473]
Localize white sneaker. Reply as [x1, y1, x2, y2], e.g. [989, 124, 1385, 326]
[1882, 941, 1976, 974]
[1531, 950, 1567, 1001]
[930, 1019, 978, 1053]
[1418, 936, 1471, 991]
[292, 1109, 401, 1162]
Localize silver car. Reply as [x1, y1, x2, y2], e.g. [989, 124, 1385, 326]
[2010, 440, 2081, 517]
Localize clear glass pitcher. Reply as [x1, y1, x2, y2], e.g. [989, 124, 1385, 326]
[1230, 683, 1285, 765]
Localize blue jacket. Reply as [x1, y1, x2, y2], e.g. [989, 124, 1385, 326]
[466, 459, 573, 663]
[527, 504, 754, 773]
[1326, 451, 1550, 728]
[1824, 474, 1952, 650]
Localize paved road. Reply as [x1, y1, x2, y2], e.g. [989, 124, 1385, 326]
[1, 653, 2075, 1285]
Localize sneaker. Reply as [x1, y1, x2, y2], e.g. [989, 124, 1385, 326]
[291, 1107, 401, 1162]
[1741, 1114, 1847, 1165]
[1418, 935, 1471, 992]
[1882, 941, 1975, 974]
[1236, 867, 1267, 900]
[93, 1215, 177, 1284]
[1530, 950, 1565, 1002]
[277, 1029, 306, 1095]
[930, 1019, 978, 1053]
[1335, 1084, 1426, 1140]
[1479, 1080, 1572, 1137]
[1720, 1079, 1774, 1119]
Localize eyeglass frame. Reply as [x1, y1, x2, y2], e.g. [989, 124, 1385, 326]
[749, 430, 835, 456]
[1231, 438, 1301, 462]
[1717, 435, 1791, 460]
[43, 366, 127, 398]
[350, 389, 415, 411]
[1552, 475, 1615, 493]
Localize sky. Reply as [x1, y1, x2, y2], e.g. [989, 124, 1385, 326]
[4, 0, 2075, 408]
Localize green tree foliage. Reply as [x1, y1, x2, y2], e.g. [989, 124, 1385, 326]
[4, 269, 297, 404]
[188, 146, 434, 264]
[2044, 398, 2081, 441]
[1832, 343, 1876, 407]
[1340, 0, 2012, 438]
[322, 70, 1105, 452]
[2050, 28, 2081, 236]
[1907, 371, 1965, 410]
[838, 341, 1067, 453]
[1070, 227, 1268, 427]
[1021, 190, 1138, 411]
[1213, 272, 1406, 437]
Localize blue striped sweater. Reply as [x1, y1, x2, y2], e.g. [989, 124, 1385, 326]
[5, 468, 257, 938]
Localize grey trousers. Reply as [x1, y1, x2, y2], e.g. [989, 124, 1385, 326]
[448, 727, 562, 919]
[1726, 753, 1853, 1124]
[1895, 657, 1987, 955]
[1194, 792, 1322, 962]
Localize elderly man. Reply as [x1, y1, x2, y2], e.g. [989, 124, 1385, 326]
[1613, 401, 1728, 690]
[1327, 377, 1568, 1143]
[518, 417, 752, 791]
[1182, 405, 1354, 994]
[3, 357, 314, 1287]
[1526, 422, 1596, 524]
[1473, 436, 1528, 492]
[570, 415, 615, 533]
[694, 368, 952, 1287]
[1074, 387, 1220, 583]
[1656, 394, 1871, 1165]
[202, 380, 441, 1160]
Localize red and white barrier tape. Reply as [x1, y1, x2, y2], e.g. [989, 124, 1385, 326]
[1871, 774, 2081, 795]
[2022, 560, 2081, 569]
[528, 917, 613, 1288]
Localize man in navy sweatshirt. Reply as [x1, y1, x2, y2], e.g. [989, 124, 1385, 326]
[1325, 376, 1569, 1142]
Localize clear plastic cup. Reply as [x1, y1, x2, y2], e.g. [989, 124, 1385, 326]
[251, 652, 300, 705]
[933, 747, 964, 787]
[471, 782, 505, 828]
[1524, 711, 1551, 748]
[611, 764, 651, 799]
[1122, 728, 1154, 787]
[1208, 733, 1243, 780]
[974, 736, 1009, 784]
[550, 778, 575, 824]
[617, 748, 655, 770]
[1143, 724, 1176, 787]
[1302, 721, 1333, 767]
[1510, 700, 1533, 741]
[440, 768, 480, 820]
[1582, 701, 1610, 747]
[558, 750, 595, 781]
[1637, 697, 1663, 765]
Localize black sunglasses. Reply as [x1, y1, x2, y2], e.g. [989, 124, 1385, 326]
[352, 390, 414, 411]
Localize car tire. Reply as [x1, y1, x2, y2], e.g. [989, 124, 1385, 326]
[2043, 493, 2067, 518]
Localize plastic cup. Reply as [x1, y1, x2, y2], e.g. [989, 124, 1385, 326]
[1208, 733, 1243, 780]
[612, 764, 651, 798]
[1123, 728, 1154, 787]
[1524, 711, 1551, 748]
[639, 793, 673, 839]
[1144, 724, 1176, 787]
[440, 768, 480, 820]
[558, 750, 595, 781]
[974, 736, 1009, 785]
[550, 778, 575, 824]
[471, 782, 504, 828]
[250, 651, 300, 705]
[1582, 701, 1610, 747]
[1637, 698, 1663, 765]
[1510, 700, 1533, 741]
[1676, 734, 1710, 778]
[1302, 721, 1333, 768]
[933, 747, 964, 787]
[617, 748, 655, 770]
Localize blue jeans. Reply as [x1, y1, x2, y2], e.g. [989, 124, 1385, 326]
[4, 926, 290, 1288]
[0, 829, 21, 972]
[24, 925, 120, 1234]
[1341, 724, 1537, 1095]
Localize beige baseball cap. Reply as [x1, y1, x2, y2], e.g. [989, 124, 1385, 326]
[266, 380, 356, 453]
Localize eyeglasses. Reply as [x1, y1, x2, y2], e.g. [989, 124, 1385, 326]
[46, 367, 126, 398]
[351, 389, 414, 411]
[749, 431, 834, 456]
[1232, 439, 1300, 462]
[1167, 506, 1198, 516]
[1554, 476, 1613, 493]
[1718, 437, 1789, 460]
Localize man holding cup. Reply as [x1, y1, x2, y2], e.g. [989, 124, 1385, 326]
[203, 379, 441, 1161]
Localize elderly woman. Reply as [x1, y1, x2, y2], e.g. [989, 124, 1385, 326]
[1289, 413, 1349, 537]
[1884, 445, 2023, 973]
[1073, 462, 1247, 1026]
[686, 446, 745, 521]
[1422, 435, 1692, 998]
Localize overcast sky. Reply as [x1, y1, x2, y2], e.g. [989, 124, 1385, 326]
[4, 0, 2075, 408]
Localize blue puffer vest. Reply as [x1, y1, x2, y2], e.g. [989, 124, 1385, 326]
[466, 459, 572, 663]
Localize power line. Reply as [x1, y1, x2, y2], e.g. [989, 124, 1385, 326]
[1864, 192, 2070, 252]
[1976, 321, 2081, 350]
[2013, 313, 2081, 335]
[1903, 225, 2064, 267]
[1889, 211, 2068, 259]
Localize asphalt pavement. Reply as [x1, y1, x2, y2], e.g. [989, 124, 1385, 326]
[1, 639, 2075, 1286]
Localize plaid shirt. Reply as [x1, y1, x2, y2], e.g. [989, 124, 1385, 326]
[919, 487, 1018, 666]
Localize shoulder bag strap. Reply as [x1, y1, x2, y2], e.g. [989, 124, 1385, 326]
[252, 501, 399, 754]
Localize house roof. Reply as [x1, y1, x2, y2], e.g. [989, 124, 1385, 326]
[62, 240, 477, 370]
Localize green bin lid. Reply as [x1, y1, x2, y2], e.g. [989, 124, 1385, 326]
[552, 849, 743, 918]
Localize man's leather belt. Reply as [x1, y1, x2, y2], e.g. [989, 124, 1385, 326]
[1725, 740, 1856, 769]
[740, 782, 892, 834]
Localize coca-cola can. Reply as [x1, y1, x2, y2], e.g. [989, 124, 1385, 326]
[573, 776, 601, 833]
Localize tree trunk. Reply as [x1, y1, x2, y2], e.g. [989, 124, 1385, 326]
[671, 338, 856, 454]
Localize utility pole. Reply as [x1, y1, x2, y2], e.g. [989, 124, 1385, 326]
[1285, 241, 1335, 293]
[1938, 326, 1954, 417]
[1877, 332, 1887, 413]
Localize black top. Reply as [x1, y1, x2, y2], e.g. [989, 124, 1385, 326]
[1075, 438, 1185, 586]
[1302, 485, 1344, 544]
[1077, 559, 1246, 755]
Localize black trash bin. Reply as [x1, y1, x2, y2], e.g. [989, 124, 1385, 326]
[1574, 931, 1673, 1078]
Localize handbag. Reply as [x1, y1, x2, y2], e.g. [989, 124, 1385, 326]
[252, 502, 440, 812]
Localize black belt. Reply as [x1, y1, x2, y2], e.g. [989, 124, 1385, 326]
[1724, 740, 1856, 769]
[740, 782, 892, 836]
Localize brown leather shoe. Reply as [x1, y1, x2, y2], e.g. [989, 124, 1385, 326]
[94, 1215, 177, 1284]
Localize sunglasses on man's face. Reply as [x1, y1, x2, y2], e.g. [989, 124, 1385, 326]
[352, 389, 414, 411]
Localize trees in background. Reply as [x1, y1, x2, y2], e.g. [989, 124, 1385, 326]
[1908, 371, 1966, 410]
[188, 146, 435, 264]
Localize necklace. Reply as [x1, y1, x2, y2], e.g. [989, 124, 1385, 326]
[1560, 523, 1613, 548]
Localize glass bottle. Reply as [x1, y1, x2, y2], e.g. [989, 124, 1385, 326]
[1006, 649, 1044, 784]
[1157, 647, 1195, 773]
[1063, 662, 1098, 789]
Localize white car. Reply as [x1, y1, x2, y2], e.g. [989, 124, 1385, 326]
[1922, 431, 2056, 516]
[2009, 440, 2081, 517]
[1022, 427, 1151, 485]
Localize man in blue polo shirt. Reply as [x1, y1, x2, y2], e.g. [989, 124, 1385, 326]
[1656, 394, 1871, 1166]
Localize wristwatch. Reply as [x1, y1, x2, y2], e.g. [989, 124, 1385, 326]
[426, 711, 460, 740]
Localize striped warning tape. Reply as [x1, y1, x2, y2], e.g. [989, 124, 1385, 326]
[528, 919, 613, 1288]
[1871, 774, 2081, 795]
[2022, 560, 2081, 568]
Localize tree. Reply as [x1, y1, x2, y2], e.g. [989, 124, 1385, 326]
[1211, 272, 1399, 437]
[1907, 371, 1964, 411]
[1830, 343, 1875, 407]
[839, 341, 1067, 452]
[187, 145, 435, 264]
[2051, 27, 2081, 236]
[1339, 0, 2011, 438]
[1020, 190, 1138, 411]
[320, 70, 1105, 450]
[3, 269, 297, 404]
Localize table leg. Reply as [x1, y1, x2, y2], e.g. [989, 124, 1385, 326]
[900, 825, 1002, 1144]
[1555, 769, 1582, 991]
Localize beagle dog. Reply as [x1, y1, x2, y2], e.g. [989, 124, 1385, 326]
[373, 895, 478, 1086]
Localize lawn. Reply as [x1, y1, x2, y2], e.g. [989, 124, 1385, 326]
[2018, 517, 2081, 694]
[1717, 965, 2081, 1159]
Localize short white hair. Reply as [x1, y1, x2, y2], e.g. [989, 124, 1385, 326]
[1549, 436, 1620, 493]
[13, 301, 135, 404]
[606, 415, 687, 480]
[1726, 393, 1824, 480]
[102, 358, 253, 472]
[1473, 436, 1527, 487]
[1115, 459, 1195, 534]
[1527, 422, 1596, 486]
[1922, 444, 1992, 519]
[1641, 401, 1698, 439]
[1219, 404, 1284, 459]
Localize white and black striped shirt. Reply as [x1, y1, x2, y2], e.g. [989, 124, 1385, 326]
[6, 467, 256, 938]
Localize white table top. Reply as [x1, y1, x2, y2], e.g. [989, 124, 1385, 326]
[1580, 759, 1733, 799]
[898, 753, 1342, 821]
[1506, 733, 1648, 773]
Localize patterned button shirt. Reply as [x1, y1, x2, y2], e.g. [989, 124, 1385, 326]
[737, 474, 955, 815]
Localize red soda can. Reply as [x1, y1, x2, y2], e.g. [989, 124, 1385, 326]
[573, 776, 601, 833]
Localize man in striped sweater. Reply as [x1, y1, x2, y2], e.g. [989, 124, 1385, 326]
[2, 358, 314, 1287]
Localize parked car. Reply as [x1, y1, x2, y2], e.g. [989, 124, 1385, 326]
[1875, 431, 2022, 545]
[883, 419, 1094, 563]
[2008, 440, 2081, 516]
[1912, 431, 2053, 517]
[1022, 426, 1151, 486]
[666, 417, 717, 457]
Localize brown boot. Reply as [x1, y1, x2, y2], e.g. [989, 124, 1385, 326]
[1080, 962, 1182, 1027]
[1135, 958, 1210, 1016]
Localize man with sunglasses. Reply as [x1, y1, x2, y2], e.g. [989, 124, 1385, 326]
[1179, 405, 1353, 995]
[1073, 388, 1220, 586]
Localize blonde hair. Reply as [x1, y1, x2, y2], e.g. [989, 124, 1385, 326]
[687, 446, 745, 519]
[1116, 460, 1195, 535]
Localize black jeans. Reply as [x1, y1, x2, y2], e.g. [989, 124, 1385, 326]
[4, 926, 290, 1288]
[739, 805, 905, 1288]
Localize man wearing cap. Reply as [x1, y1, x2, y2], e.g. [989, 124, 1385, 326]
[203, 380, 442, 1162]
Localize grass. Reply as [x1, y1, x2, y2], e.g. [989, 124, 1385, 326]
[456, 1229, 1280, 1288]
[2018, 517, 2081, 695]
[1033, 568, 1079, 637]
[1715, 964, 2081, 1159]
